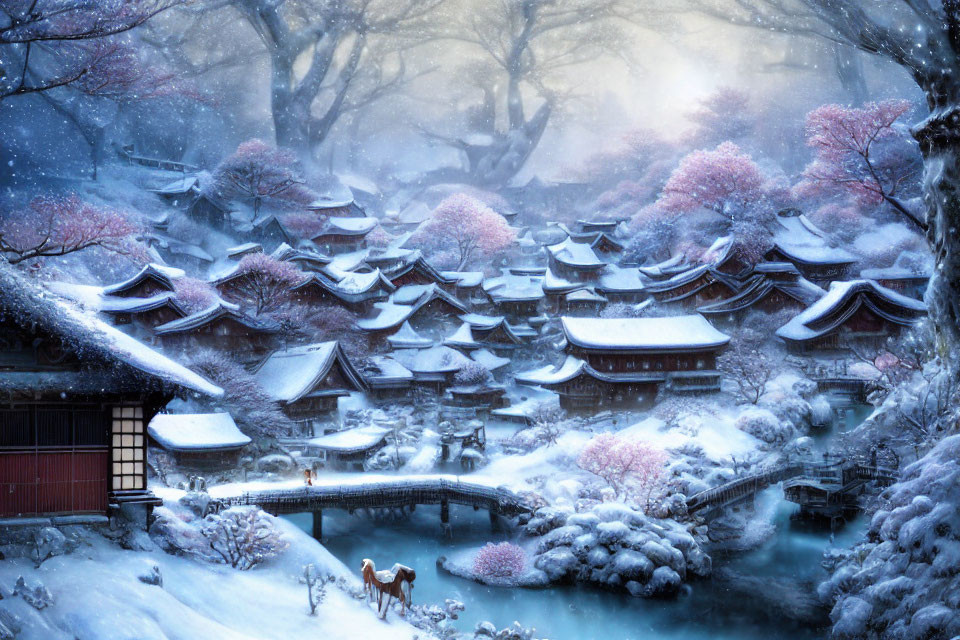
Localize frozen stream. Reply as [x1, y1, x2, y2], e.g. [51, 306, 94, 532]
[286, 403, 873, 639]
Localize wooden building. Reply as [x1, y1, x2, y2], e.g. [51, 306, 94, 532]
[253, 342, 366, 436]
[305, 426, 389, 470]
[517, 315, 731, 409]
[100, 293, 188, 330]
[0, 266, 222, 520]
[102, 263, 185, 298]
[859, 266, 930, 299]
[289, 270, 394, 314]
[697, 263, 826, 324]
[766, 209, 858, 285]
[776, 280, 926, 353]
[310, 217, 378, 253]
[147, 413, 250, 470]
[645, 265, 741, 307]
[383, 252, 455, 289]
[153, 302, 279, 362]
[357, 284, 468, 340]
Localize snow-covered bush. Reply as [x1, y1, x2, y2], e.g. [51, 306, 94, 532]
[735, 407, 793, 445]
[818, 435, 960, 639]
[12, 576, 54, 610]
[200, 507, 289, 570]
[173, 277, 217, 314]
[455, 362, 492, 386]
[473, 542, 526, 579]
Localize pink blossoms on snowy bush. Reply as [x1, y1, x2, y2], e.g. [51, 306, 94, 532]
[473, 542, 525, 579]
[658, 141, 764, 220]
[577, 433, 667, 507]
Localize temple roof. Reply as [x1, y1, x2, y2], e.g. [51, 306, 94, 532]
[562, 315, 730, 352]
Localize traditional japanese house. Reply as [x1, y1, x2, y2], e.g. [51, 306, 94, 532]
[482, 269, 545, 320]
[0, 266, 222, 520]
[306, 182, 367, 218]
[290, 270, 394, 314]
[390, 345, 474, 392]
[361, 356, 414, 399]
[251, 214, 296, 253]
[776, 280, 926, 353]
[147, 413, 250, 470]
[577, 219, 623, 234]
[859, 266, 930, 299]
[645, 265, 741, 307]
[386, 321, 435, 349]
[311, 217, 378, 253]
[383, 252, 455, 289]
[100, 293, 188, 330]
[456, 314, 525, 352]
[443, 384, 507, 419]
[253, 342, 366, 436]
[545, 238, 608, 280]
[562, 288, 609, 315]
[270, 243, 331, 272]
[516, 315, 731, 409]
[102, 263, 185, 298]
[150, 176, 199, 207]
[765, 209, 858, 285]
[697, 263, 826, 324]
[443, 322, 481, 350]
[441, 271, 485, 304]
[357, 284, 467, 341]
[153, 301, 279, 362]
[305, 426, 389, 470]
[596, 265, 647, 303]
[226, 242, 263, 260]
[187, 192, 232, 231]
[590, 233, 625, 256]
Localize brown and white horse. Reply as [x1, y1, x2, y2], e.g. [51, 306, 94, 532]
[361, 559, 415, 618]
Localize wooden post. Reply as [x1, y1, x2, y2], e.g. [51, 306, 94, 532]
[441, 443, 450, 462]
[312, 510, 322, 540]
[489, 510, 498, 531]
[440, 499, 449, 525]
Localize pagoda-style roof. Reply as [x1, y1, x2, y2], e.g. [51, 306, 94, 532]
[768, 211, 857, 266]
[390, 345, 473, 377]
[154, 301, 279, 336]
[100, 292, 188, 318]
[307, 426, 390, 454]
[362, 356, 414, 388]
[311, 216, 378, 239]
[542, 268, 582, 295]
[148, 413, 250, 452]
[443, 322, 480, 349]
[776, 280, 926, 344]
[516, 355, 666, 387]
[546, 237, 607, 270]
[483, 269, 545, 303]
[638, 254, 690, 280]
[441, 271, 484, 289]
[459, 313, 506, 330]
[253, 341, 366, 403]
[102, 263, 185, 297]
[561, 315, 730, 354]
[697, 273, 825, 316]
[387, 321, 434, 349]
[597, 265, 645, 294]
[357, 284, 467, 332]
[382, 251, 455, 286]
[226, 242, 263, 259]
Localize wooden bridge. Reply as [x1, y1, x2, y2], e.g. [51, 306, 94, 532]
[687, 456, 898, 521]
[219, 477, 534, 538]
[119, 147, 198, 173]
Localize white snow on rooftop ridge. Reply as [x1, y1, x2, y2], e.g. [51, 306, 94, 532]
[386, 321, 433, 348]
[307, 425, 390, 452]
[561, 315, 730, 350]
[254, 342, 339, 402]
[516, 355, 586, 385]
[148, 413, 251, 451]
[391, 345, 472, 373]
[546, 237, 606, 267]
[776, 279, 926, 341]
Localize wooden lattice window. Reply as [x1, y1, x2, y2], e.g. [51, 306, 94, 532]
[111, 406, 145, 491]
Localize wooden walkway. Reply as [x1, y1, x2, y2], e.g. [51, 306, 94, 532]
[220, 478, 534, 537]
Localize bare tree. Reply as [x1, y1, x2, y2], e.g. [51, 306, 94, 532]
[424, 0, 644, 187]
[221, 0, 441, 157]
[683, 0, 960, 372]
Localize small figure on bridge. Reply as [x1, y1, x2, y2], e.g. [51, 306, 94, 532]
[304, 469, 313, 486]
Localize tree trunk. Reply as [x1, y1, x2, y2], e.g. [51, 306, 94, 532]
[913, 104, 960, 373]
[832, 43, 868, 106]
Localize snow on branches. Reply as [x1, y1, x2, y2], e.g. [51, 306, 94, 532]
[228, 253, 303, 316]
[411, 194, 515, 270]
[577, 433, 666, 507]
[473, 542, 526, 579]
[211, 139, 310, 218]
[798, 100, 923, 229]
[173, 278, 217, 314]
[658, 142, 764, 221]
[0, 194, 143, 265]
[201, 507, 289, 570]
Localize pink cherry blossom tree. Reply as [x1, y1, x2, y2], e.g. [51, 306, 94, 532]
[577, 433, 667, 508]
[473, 542, 525, 579]
[0, 195, 142, 265]
[223, 253, 303, 316]
[173, 278, 218, 314]
[210, 139, 310, 219]
[797, 100, 924, 229]
[412, 194, 515, 270]
[0, 0, 183, 100]
[657, 141, 765, 222]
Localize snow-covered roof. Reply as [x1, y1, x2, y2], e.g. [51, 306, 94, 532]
[638, 254, 686, 278]
[227, 242, 263, 258]
[391, 345, 472, 374]
[316, 217, 378, 236]
[859, 266, 930, 280]
[597, 265, 645, 293]
[151, 176, 199, 195]
[443, 322, 479, 348]
[357, 284, 465, 332]
[482, 269, 544, 302]
[154, 301, 277, 335]
[441, 271, 484, 288]
[307, 426, 390, 453]
[363, 356, 414, 384]
[307, 175, 355, 209]
[515, 356, 587, 385]
[470, 348, 510, 371]
[148, 413, 251, 451]
[395, 201, 432, 225]
[333, 268, 392, 295]
[772, 212, 857, 265]
[254, 342, 364, 403]
[546, 237, 606, 269]
[562, 315, 731, 352]
[387, 321, 434, 349]
[459, 313, 506, 330]
[100, 292, 185, 315]
[566, 288, 607, 303]
[776, 279, 927, 342]
[542, 268, 581, 294]
[102, 263, 185, 296]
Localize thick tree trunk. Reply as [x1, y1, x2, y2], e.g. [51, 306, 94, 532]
[913, 104, 960, 373]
